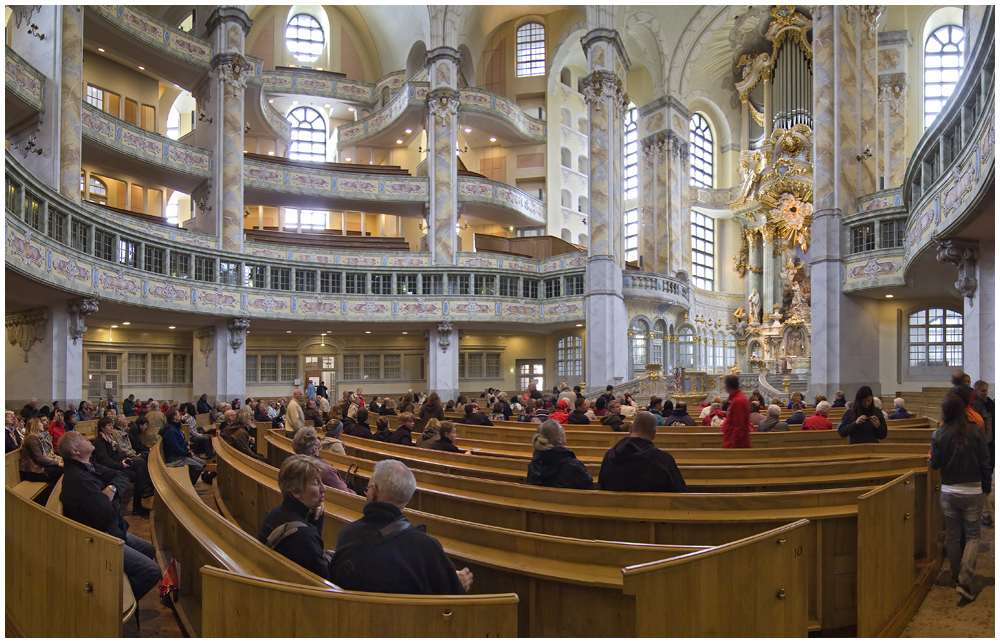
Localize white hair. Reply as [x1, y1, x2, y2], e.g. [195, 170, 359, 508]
[370, 459, 416, 507]
[872, 397, 882, 409]
[893, 397, 905, 409]
[767, 404, 781, 418]
[816, 401, 832, 414]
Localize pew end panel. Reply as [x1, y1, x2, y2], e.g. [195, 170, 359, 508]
[5, 488, 125, 638]
[200, 566, 519, 637]
[856, 471, 917, 637]
[622, 520, 810, 637]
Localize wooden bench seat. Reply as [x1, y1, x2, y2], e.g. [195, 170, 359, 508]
[148, 442, 519, 637]
[5, 448, 52, 501]
[216, 435, 810, 636]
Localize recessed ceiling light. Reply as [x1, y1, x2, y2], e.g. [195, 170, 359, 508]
[324, 103, 330, 108]
[365, 331, 371, 334]
[396, 139, 403, 144]
[489, 137, 497, 142]
[576, 323, 584, 327]
[168, 326, 176, 329]
[111, 325, 118, 328]
[286, 330, 292, 333]
[885, 294, 894, 298]
[404, 128, 412, 134]
[267, 151, 274, 155]
[268, 99, 274, 103]
[464, 127, 472, 133]
[174, 84, 181, 89]
[402, 331, 408, 335]
[98, 47, 105, 52]
[122, 322, 130, 325]
[137, 66, 145, 70]
[321, 332, 326, 336]
[345, 157, 352, 162]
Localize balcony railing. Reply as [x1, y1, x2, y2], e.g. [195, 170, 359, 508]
[88, 6, 213, 67]
[841, 188, 908, 291]
[5, 45, 46, 111]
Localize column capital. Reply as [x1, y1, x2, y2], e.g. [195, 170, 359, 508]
[227, 315, 250, 354]
[426, 46, 462, 89]
[581, 70, 628, 113]
[205, 7, 253, 38]
[427, 87, 460, 125]
[195, 326, 217, 366]
[933, 236, 981, 303]
[580, 28, 631, 73]
[435, 321, 454, 352]
[67, 297, 99, 346]
[6, 308, 48, 362]
[211, 52, 253, 90]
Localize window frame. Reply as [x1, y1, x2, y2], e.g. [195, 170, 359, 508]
[690, 211, 715, 290]
[287, 106, 327, 163]
[285, 13, 325, 63]
[515, 22, 546, 78]
[689, 112, 714, 189]
[923, 24, 965, 130]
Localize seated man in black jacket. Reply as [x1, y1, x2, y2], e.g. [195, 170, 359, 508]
[598, 412, 687, 493]
[343, 408, 374, 439]
[58, 431, 161, 601]
[329, 459, 473, 594]
[258, 454, 331, 579]
[527, 420, 593, 489]
[461, 403, 494, 427]
[566, 397, 592, 425]
[93, 418, 151, 517]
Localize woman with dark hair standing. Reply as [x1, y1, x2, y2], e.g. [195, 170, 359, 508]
[836, 386, 887, 444]
[930, 394, 991, 601]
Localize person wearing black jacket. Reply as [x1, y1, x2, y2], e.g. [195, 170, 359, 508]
[598, 412, 687, 493]
[972, 380, 995, 527]
[343, 408, 374, 439]
[127, 416, 151, 457]
[836, 386, 887, 444]
[329, 459, 472, 594]
[5, 411, 22, 453]
[258, 455, 331, 580]
[196, 394, 212, 415]
[58, 431, 161, 601]
[387, 413, 415, 445]
[566, 397, 591, 425]
[930, 393, 992, 601]
[431, 422, 472, 454]
[600, 401, 630, 432]
[20, 398, 40, 423]
[461, 404, 494, 427]
[93, 418, 151, 516]
[664, 402, 697, 426]
[526, 420, 593, 489]
[372, 416, 394, 442]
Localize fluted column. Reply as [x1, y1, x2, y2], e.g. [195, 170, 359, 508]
[426, 47, 461, 265]
[582, 27, 630, 391]
[59, 5, 84, 202]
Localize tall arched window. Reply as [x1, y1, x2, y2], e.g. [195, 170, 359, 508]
[556, 335, 583, 378]
[287, 106, 326, 162]
[652, 320, 667, 366]
[286, 13, 325, 63]
[165, 191, 185, 225]
[82, 175, 108, 205]
[714, 334, 725, 374]
[689, 113, 714, 188]
[630, 319, 649, 373]
[908, 307, 963, 367]
[515, 23, 545, 77]
[623, 107, 638, 199]
[678, 327, 694, 368]
[924, 25, 965, 129]
[691, 211, 715, 290]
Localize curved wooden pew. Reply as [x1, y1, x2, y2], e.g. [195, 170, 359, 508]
[4, 448, 50, 501]
[147, 442, 518, 637]
[216, 435, 810, 636]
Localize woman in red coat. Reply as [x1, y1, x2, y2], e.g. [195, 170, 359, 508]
[48, 410, 67, 452]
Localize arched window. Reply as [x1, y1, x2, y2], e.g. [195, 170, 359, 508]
[167, 106, 180, 140]
[924, 25, 965, 129]
[908, 307, 962, 367]
[560, 147, 572, 168]
[578, 195, 589, 213]
[630, 319, 649, 373]
[678, 327, 694, 368]
[165, 191, 186, 225]
[515, 23, 545, 77]
[82, 175, 108, 205]
[724, 333, 736, 372]
[714, 334, 725, 374]
[560, 189, 572, 208]
[623, 106, 638, 199]
[689, 113, 714, 188]
[560, 67, 572, 87]
[577, 155, 588, 174]
[652, 320, 667, 366]
[287, 106, 326, 162]
[285, 13, 325, 63]
[691, 211, 715, 290]
[556, 335, 583, 378]
[624, 208, 639, 262]
[560, 106, 572, 125]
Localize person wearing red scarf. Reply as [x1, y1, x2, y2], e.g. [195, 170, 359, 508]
[721, 375, 751, 448]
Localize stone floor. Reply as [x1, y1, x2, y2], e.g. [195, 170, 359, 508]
[901, 489, 995, 638]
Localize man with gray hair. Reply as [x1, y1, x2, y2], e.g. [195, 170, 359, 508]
[329, 459, 473, 594]
[757, 405, 790, 432]
[285, 389, 306, 437]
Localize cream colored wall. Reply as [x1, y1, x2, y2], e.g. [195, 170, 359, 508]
[715, 216, 743, 294]
[874, 295, 966, 395]
[82, 53, 161, 132]
[81, 328, 194, 403]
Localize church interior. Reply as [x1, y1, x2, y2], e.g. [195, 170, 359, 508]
[4, 3, 995, 638]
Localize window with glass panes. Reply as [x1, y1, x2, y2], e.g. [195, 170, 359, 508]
[880, 219, 907, 249]
[270, 267, 291, 290]
[474, 275, 495, 296]
[145, 246, 165, 274]
[219, 261, 240, 285]
[448, 274, 470, 295]
[285, 13, 325, 63]
[260, 355, 278, 381]
[515, 23, 545, 77]
[86, 85, 104, 110]
[457, 353, 466, 378]
[690, 212, 715, 290]
[320, 271, 342, 293]
[565, 275, 585, 296]
[172, 355, 187, 383]
[924, 25, 965, 129]
[284, 208, 327, 230]
[485, 354, 501, 378]
[47, 209, 66, 242]
[94, 229, 114, 261]
[679, 328, 694, 367]
[165, 192, 181, 224]
[689, 113, 714, 188]
[150, 354, 169, 384]
[397, 274, 417, 295]
[287, 107, 326, 163]
[523, 278, 539, 299]
[363, 355, 380, 379]
[909, 308, 963, 366]
[345, 272, 366, 294]
[624, 209, 639, 262]
[467, 353, 484, 378]
[852, 223, 876, 253]
[544, 278, 561, 298]
[371, 274, 392, 295]
[383, 354, 401, 379]
[244, 264, 265, 288]
[342, 355, 360, 380]
[87, 176, 108, 205]
[422, 274, 444, 295]
[23, 192, 41, 230]
[280, 355, 298, 381]
[6, 177, 18, 212]
[295, 269, 317, 292]
[623, 107, 638, 200]
[71, 220, 90, 252]
[557, 335, 583, 377]
[499, 276, 518, 297]
[245, 355, 258, 382]
[127, 353, 147, 384]
[194, 256, 215, 282]
[630, 320, 648, 369]
[118, 238, 139, 268]
[170, 252, 190, 279]
[724, 336, 736, 371]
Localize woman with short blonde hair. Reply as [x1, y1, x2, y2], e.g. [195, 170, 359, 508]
[291, 428, 353, 494]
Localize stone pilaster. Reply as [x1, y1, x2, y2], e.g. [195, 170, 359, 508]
[5, 306, 84, 408]
[668, 130, 691, 277]
[427, 322, 459, 402]
[877, 30, 913, 188]
[59, 5, 83, 203]
[193, 318, 247, 402]
[934, 237, 992, 383]
[203, 7, 253, 252]
[426, 47, 461, 266]
[582, 27, 630, 390]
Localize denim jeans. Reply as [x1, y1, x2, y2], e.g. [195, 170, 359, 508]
[123, 533, 161, 600]
[941, 492, 984, 587]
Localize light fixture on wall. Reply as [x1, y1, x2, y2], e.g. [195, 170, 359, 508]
[856, 144, 873, 162]
[198, 110, 212, 124]
[245, 122, 251, 133]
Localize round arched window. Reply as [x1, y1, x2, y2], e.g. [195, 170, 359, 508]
[286, 14, 325, 63]
[287, 106, 326, 162]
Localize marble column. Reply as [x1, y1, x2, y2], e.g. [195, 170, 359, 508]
[809, 6, 883, 398]
[192, 317, 249, 402]
[638, 131, 669, 273]
[59, 5, 83, 203]
[203, 8, 253, 252]
[935, 237, 993, 383]
[427, 322, 459, 402]
[426, 47, 461, 265]
[5, 305, 86, 409]
[582, 28, 630, 390]
[876, 30, 913, 189]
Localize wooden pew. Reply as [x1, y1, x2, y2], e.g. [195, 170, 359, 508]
[6, 487, 128, 637]
[148, 441, 519, 637]
[4, 448, 49, 501]
[216, 435, 811, 636]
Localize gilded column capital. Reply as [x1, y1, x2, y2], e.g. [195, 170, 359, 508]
[933, 236, 981, 304]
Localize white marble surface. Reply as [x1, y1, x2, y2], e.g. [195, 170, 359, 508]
[585, 256, 628, 391]
[966, 244, 995, 384]
[192, 320, 247, 402]
[5, 306, 82, 408]
[427, 325, 460, 402]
